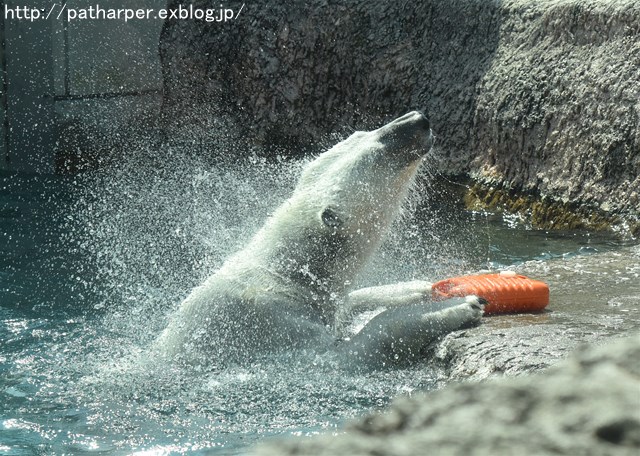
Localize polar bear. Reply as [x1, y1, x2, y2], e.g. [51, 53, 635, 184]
[154, 111, 484, 370]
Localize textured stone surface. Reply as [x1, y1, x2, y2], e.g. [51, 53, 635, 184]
[159, 0, 639, 230]
[469, 0, 640, 221]
[252, 334, 640, 456]
[160, 0, 501, 154]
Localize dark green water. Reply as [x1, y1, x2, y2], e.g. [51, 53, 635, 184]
[0, 165, 632, 455]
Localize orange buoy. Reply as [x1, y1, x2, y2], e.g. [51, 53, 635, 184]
[431, 272, 549, 315]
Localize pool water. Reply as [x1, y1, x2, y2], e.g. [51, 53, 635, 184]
[0, 161, 632, 455]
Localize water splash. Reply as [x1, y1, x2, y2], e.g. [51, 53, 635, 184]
[16, 143, 459, 453]
[2, 129, 631, 454]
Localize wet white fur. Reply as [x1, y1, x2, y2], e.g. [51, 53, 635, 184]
[153, 112, 483, 369]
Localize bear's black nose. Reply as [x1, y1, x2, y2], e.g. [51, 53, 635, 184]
[391, 111, 430, 131]
[377, 111, 432, 153]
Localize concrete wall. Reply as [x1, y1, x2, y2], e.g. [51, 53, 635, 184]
[0, 9, 8, 170]
[2, 0, 55, 173]
[1, 0, 166, 173]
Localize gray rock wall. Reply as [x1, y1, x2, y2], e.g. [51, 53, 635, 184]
[159, 0, 639, 227]
[160, 0, 501, 154]
[470, 0, 640, 218]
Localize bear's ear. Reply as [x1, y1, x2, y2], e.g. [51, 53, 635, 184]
[320, 207, 342, 229]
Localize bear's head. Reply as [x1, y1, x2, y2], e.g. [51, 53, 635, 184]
[254, 111, 433, 297]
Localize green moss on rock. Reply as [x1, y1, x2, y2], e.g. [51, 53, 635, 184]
[463, 182, 622, 232]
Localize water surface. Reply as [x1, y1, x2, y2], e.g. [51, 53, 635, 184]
[1, 164, 635, 455]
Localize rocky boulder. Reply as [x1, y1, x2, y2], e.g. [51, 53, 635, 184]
[252, 333, 640, 456]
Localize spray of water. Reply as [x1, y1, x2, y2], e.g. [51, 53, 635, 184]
[46, 120, 483, 447]
[0, 114, 492, 453]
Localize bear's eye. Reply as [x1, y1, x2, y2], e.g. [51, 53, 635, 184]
[320, 207, 342, 229]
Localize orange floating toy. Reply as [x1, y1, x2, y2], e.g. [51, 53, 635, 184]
[431, 271, 549, 315]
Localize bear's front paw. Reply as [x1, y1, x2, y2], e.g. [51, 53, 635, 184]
[460, 295, 485, 326]
[465, 295, 487, 312]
